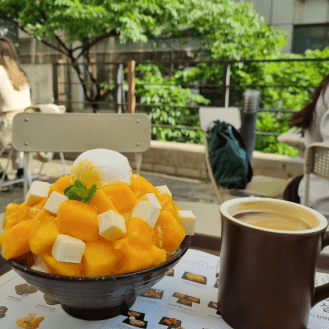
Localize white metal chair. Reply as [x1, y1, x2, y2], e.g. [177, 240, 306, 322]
[11, 112, 151, 198]
[0, 105, 67, 194]
[303, 142, 329, 208]
[199, 107, 288, 204]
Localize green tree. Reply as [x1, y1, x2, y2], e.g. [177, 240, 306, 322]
[2, 0, 299, 153]
[0, 0, 287, 114]
[135, 63, 210, 143]
[0, 0, 189, 112]
[133, 0, 288, 144]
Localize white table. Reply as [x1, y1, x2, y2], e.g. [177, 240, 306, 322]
[176, 201, 221, 254]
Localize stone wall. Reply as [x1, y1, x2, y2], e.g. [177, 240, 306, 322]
[62, 140, 304, 180]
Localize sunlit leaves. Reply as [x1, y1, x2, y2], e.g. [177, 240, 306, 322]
[135, 63, 209, 144]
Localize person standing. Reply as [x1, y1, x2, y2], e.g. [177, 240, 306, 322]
[286, 75, 329, 221]
[0, 36, 31, 191]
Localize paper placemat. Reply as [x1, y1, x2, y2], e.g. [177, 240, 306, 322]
[0, 249, 328, 329]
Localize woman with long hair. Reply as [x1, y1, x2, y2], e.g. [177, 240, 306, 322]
[285, 74, 329, 220]
[0, 36, 31, 191]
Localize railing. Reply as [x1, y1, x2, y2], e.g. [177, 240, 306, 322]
[52, 57, 329, 143]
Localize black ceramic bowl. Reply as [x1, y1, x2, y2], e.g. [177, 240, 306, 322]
[6, 236, 191, 321]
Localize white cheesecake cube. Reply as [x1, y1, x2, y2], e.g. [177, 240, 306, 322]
[98, 210, 126, 241]
[178, 210, 196, 236]
[51, 234, 85, 263]
[44, 191, 68, 215]
[25, 181, 50, 206]
[156, 185, 172, 197]
[131, 201, 160, 229]
[140, 193, 162, 210]
[30, 255, 50, 274]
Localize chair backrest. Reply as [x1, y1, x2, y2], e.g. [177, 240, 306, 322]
[303, 142, 329, 207]
[12, 113, 151, 153]
[199, 107, 241, 132]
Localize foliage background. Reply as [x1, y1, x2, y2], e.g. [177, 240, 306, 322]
[1, 0, 328, 156]
[133, 1, 329, 157]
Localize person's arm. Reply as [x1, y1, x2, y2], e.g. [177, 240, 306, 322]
[0, 66, 18, 113]
[320, 109, 329, 144]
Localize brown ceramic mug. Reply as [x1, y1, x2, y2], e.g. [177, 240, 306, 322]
[218, 197, 329, 329]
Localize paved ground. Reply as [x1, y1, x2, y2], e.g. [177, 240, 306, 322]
[0, 157, 220, 213]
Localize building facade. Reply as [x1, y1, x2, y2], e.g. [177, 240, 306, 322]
[243, 0, 329, 53]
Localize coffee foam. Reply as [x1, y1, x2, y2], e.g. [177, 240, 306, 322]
[227, 200, 320, 230]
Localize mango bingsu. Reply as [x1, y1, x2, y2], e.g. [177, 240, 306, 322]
[0, 149, 196, 277]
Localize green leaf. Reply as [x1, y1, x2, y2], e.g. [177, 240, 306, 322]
[65, 190, 83, 201]
[64, 180, 97, 203]
[74, 180, 87, 192]
[84, 184, 97, 204]
[71, 186, 87, 198]
[64, 184, 74, 195]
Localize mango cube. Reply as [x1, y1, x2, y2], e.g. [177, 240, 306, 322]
[57, 200, 99, 242]
[82, 240, 120, 276]
[103, 182, 137, 214]
[129, 174, 158, 199]
[29, 214, 60, 254]
[54, 175, 72, 193]
[1, 220, 34, 260]
[3, 203, 20, 223]
[115, 239, 154, 275]
[151, 245, 167, 267]
[125, 216, 155, 249]
[157, 193, 181, 222]
[4, 203, 31, 230]
[89, 189, 118, 215]
[42, 253, 82, 276]
[154, 210, 186, 253]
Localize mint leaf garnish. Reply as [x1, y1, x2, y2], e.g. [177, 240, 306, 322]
[74, 180, 86, 192]
[65, 189, 83, 201]
[64, 181, 97, 203]
[84, 184, 97, 204]
[64, 184, 74, 194]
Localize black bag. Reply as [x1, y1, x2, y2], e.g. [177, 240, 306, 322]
[207, 120, 253, 189]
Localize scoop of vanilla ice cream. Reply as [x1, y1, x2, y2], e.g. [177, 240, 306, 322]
[71, 149, 132, 188]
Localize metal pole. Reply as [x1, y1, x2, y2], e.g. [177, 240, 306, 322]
[221, 62, 229, 107]
[116, 64, 124, 114]
[224, 63, 231, 108]
[240, 90, 261, 166]
[66, 57, 72, 112]
[53, 63, 58, 104]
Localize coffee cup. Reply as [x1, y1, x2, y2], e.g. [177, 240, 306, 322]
[218, 197, 329, 329]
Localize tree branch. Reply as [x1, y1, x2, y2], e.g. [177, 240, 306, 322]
[70, 60, 91, 99]
[34, 6, 72, 55]
[84, 49, 100, 97]
[100, 87, 112, 98]
[74, 30, 118, 59]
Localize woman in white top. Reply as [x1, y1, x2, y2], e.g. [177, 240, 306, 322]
[0, 37, 31, 190]
[286, 75, 329, 221]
